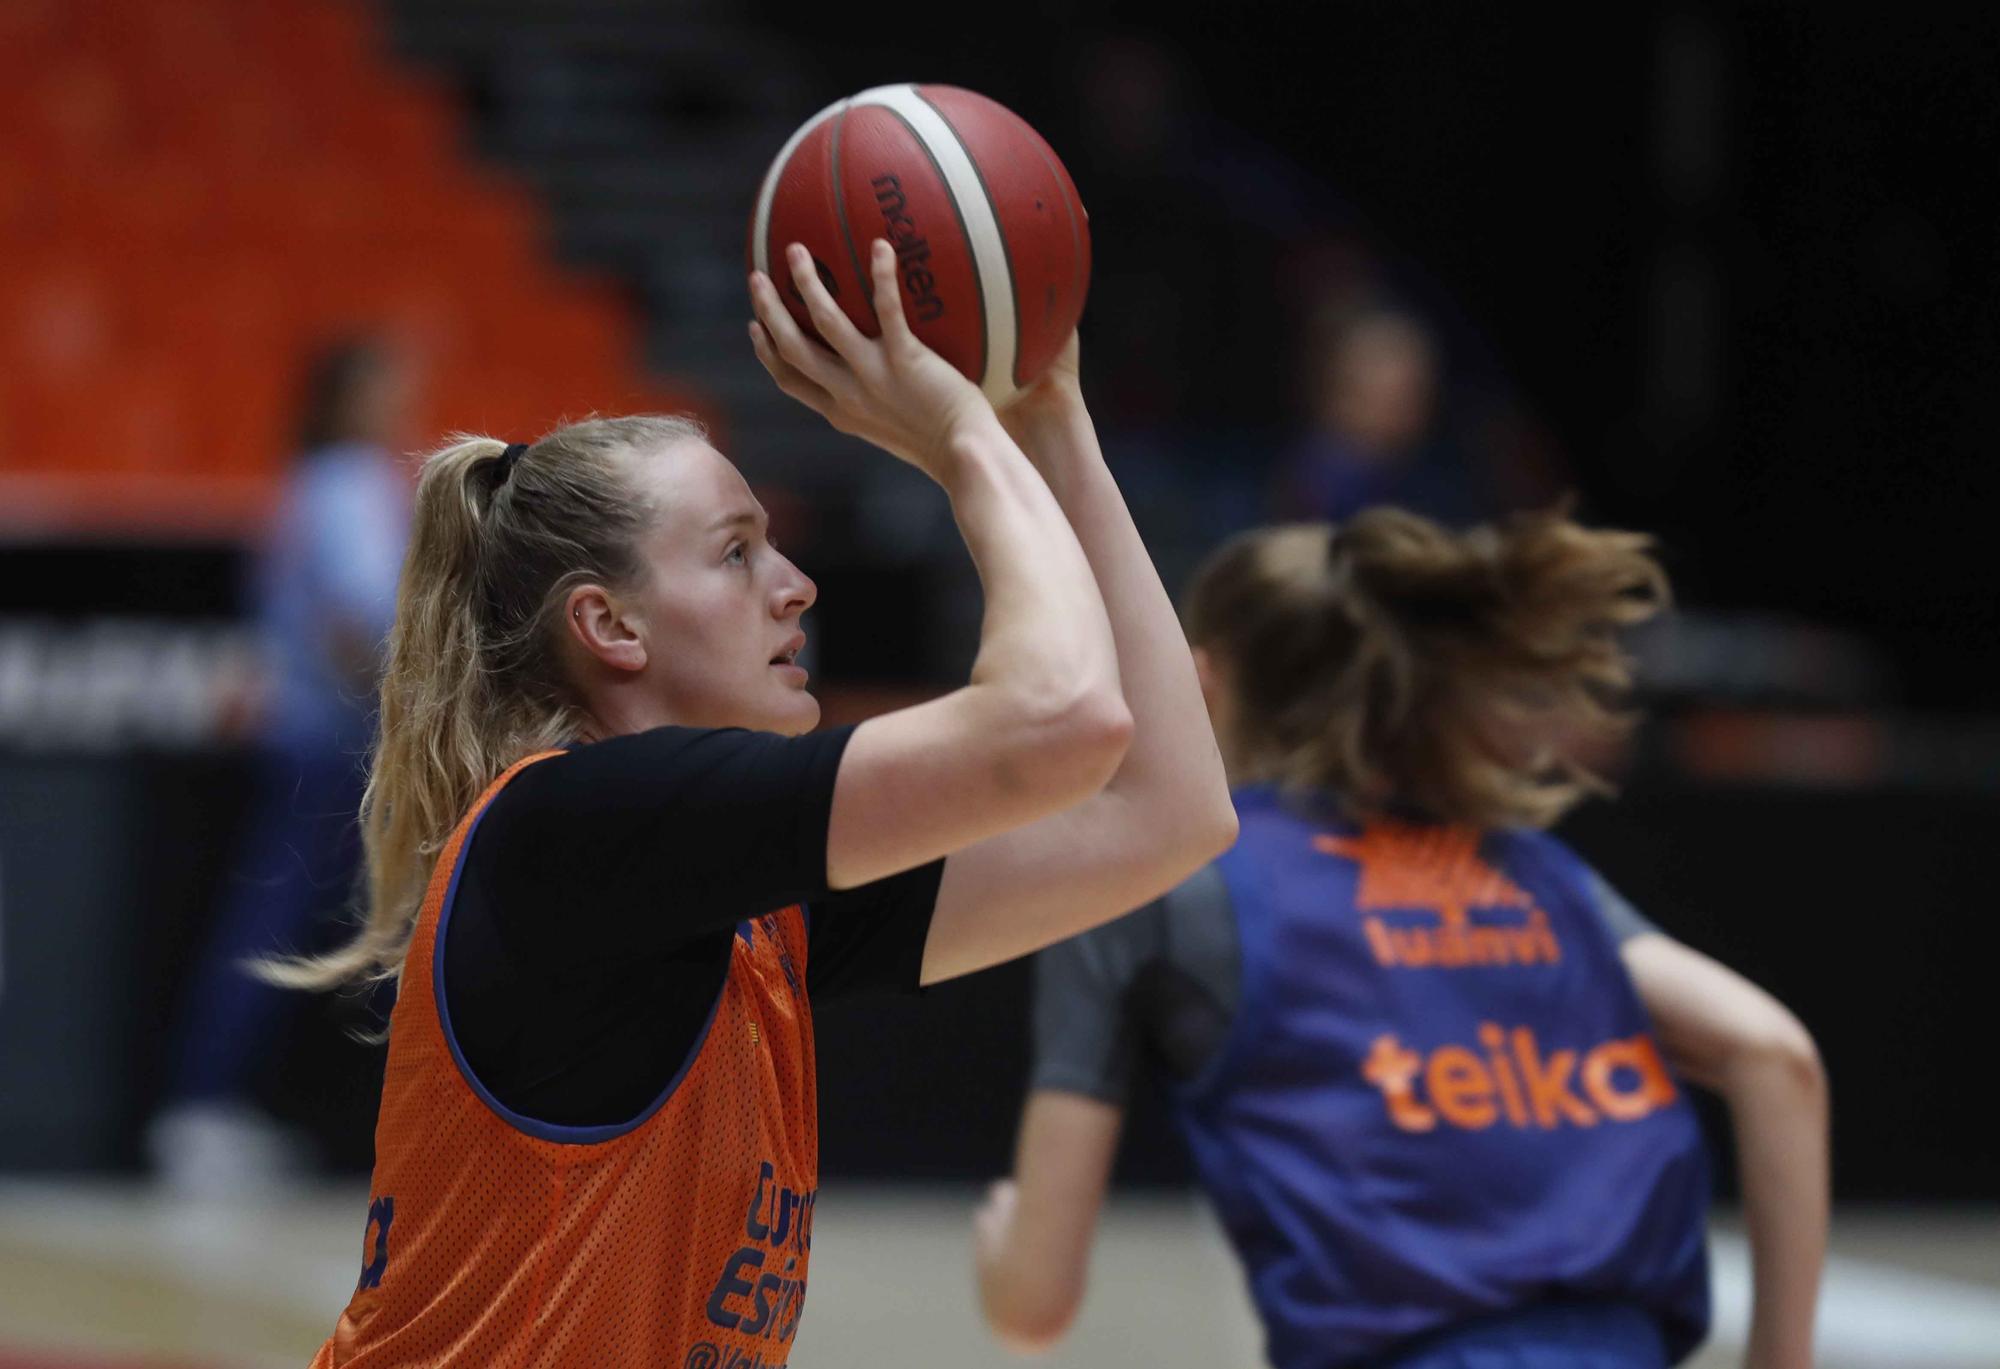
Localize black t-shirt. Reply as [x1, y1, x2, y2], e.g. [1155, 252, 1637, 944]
[441, 724, 944, 1128]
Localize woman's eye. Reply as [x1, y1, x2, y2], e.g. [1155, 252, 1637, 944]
[725, 543, 747, 566]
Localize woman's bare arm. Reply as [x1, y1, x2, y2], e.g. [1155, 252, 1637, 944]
[1625, 933, 1828, 1369]
[975, 1090, 1125, 1353]
[750, 244, 1131, 892]
[921, 342, 1237, 983]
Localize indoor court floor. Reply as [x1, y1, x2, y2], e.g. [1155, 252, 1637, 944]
[1, 1182, 1995, 1368]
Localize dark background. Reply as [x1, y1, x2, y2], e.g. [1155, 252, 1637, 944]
[757, 2, 2000, 704]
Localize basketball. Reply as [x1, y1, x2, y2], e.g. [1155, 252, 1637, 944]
[749, 84, 1091, 403]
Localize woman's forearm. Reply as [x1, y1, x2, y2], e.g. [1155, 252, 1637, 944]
[976, 1091, 1125, 1353]
[938, 413, 1127, 775]
[1720, 1043, 1829, 1369]
[1004, 393, 1233, 844]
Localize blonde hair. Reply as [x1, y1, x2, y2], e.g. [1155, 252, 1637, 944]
[260, 414, 706, 993]
[1183, 505, 1667, 829]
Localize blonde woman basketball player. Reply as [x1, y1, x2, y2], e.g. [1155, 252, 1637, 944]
[978, 511, 1828, 1369]
[276, 240, 1234, 1366]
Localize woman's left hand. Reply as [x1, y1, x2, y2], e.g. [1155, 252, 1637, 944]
[749, 240, 997, 480]
[996, 332, 1083, 440]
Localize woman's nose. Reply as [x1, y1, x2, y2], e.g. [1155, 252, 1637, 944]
[774, 556, 816, 616]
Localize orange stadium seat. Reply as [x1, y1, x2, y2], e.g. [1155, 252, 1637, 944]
[32, 162, 209, 256]
[0, 153, 40, 243]
[0, 0, 690, 529]
[0, 0, 62, 58]
[337, 78, 460, 172]
[250, 0, 380, 86]
[13, 59, 133, 168]
[1, 253, 125, 384]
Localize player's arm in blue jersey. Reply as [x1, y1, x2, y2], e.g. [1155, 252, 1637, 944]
[975, 871, 1233, 1352]
[976, 1091, 1122, 1352]
[1621, 929, 1828, 1369]
[974, 867, 1828, 1361]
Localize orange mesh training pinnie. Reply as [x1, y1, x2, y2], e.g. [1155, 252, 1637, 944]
[313, 753, 818, 1368]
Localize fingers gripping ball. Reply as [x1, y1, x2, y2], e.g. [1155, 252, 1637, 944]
[750, 84, 1091, 403]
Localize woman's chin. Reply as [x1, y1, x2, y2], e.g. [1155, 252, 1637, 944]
[767, 689, 822, 737]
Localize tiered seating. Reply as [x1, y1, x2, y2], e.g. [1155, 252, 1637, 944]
[0, 0, 707, 535]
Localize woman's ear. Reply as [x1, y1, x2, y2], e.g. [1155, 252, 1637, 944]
[565, 584, 648, 674]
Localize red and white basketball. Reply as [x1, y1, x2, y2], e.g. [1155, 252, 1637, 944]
[749, 84, 1091, 403]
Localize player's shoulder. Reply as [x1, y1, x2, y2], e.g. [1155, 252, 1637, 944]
[1487, 826, 1648, 932]
[1489, 823, 1592, 875]
[480, 724, 841, 860]
[501, 726, 754, 797]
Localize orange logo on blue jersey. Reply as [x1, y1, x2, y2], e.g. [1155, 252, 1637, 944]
[1315, 824, 1562, 969]
[1360, 1023, 1678, 1132]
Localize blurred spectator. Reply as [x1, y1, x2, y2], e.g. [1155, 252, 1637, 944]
[148, 339, 417, 1197]
[1273, 304, 1485, 526]
[1069, 33, 1338, 437]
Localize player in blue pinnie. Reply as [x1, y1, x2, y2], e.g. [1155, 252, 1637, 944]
[975, 509, 1828, 1369]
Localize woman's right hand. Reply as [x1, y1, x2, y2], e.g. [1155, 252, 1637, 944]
[750, 239, 996, 480]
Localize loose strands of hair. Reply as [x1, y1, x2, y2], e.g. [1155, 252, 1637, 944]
[256, 414, 707, 995]
[1184, 505, 1667, 831]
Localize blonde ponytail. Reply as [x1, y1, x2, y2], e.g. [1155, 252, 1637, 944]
[1184, 505, 1667, 830]
[258, 415, 705, 992]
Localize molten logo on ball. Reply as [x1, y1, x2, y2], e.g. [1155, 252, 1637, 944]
[752, 83, 1090, 399]
[870, 174, 946, 323]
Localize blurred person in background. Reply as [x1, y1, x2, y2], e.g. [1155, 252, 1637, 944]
[1068, 33, 1335, 438]
[262, 244, 1232, 1365]
[149, 338, 417, 1196]
[1274, 306, 1487, 527]
[977, 509, 1828, 1369]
